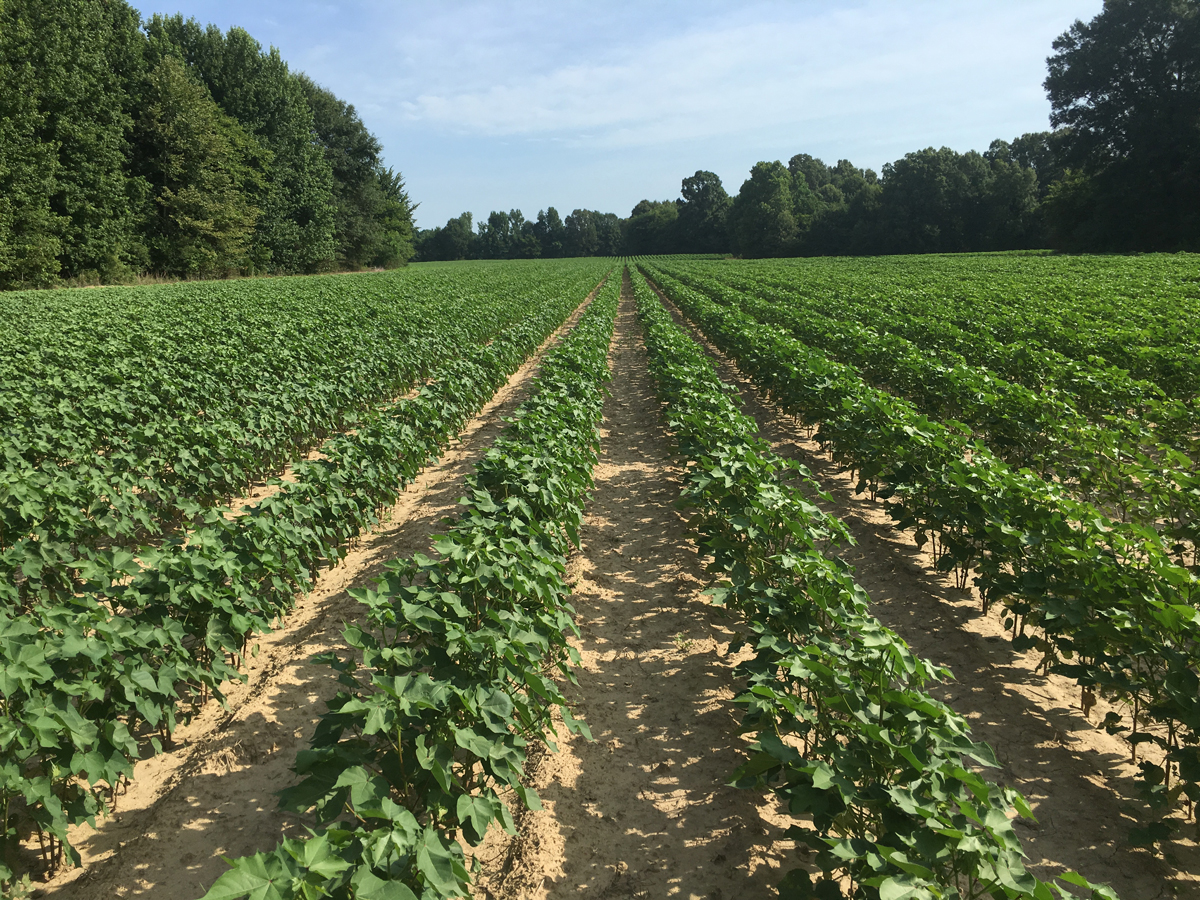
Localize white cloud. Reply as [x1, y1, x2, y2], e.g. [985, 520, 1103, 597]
[357, 0, 1096, 154]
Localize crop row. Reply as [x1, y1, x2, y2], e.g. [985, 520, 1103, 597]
[652, 257, 1200, 446]
[0, 271, 608, 893]
[676, 253, 1200, 401]
[631, 268, 1117, 899]
[201, 273, 621, 900]
[1, 261, 610, 612]
[646, 263, 1199, 570]
[638, 264, 1200, 848]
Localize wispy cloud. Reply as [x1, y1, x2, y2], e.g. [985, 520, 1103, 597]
[365, 1, 1086, 149]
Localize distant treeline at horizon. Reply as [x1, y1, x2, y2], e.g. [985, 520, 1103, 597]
[0, 1, 415, 290]
[419, 0, 1199, 261]
[415, 138, 1060, 261]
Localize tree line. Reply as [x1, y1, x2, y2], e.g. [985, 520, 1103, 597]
[419, 0, 1198, 260]
[414, 140, 1054, 261]
[0, 0, 415, 290]
[416, 208, 624, 261]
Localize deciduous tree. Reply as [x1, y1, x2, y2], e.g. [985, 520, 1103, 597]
[728, 161, 797, 257]
[299, 75, 414, 268]
[0, 0, 145, 283]
[676, 170, 731, 253]
[147, 15, 338, 272]
[1044, 0, 1200, 249]
[135, 54, 266, 277]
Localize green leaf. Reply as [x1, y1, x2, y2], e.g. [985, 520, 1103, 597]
[351, 868, 418, 900]
[414, 827, 462, 896]
[202, 854, 289, 900]
[456, 794, 496, 845]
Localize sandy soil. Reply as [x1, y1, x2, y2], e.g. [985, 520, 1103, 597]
[648, 281, 1200, 900]
[473, 279, 802, 900]
[34, 270, 1200, 900]
[39, 287, 602, 900]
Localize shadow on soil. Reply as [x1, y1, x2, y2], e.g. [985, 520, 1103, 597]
[532, 295, 802, 899]
[654, 285, 1196, 899]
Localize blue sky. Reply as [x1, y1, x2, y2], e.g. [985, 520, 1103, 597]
[131, 1, 1102, 229]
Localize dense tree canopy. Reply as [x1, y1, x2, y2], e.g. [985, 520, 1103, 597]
[788, 156, 881, 255]
[146, 16, 338, 272]
[718, 147, 1045, 258]
[298, 75, 415, 269]
[728, 161, 797, 257]
[0, 0, 413, 289]
[676, 171, 731, 253]
[417, 212, 475, 261]
[534, 207, 567, 258]
[986, 132, 1066, 200]
[876, 148, 1039, 253]
[0, 0, 146, 284]
[415, 206, 622, 261]
[9, 0, 1193, 278]
[623, 200, 679, 255]
[565, 209, 622, 257]
[1044, 0, 1200, 250]
[134, 54, 266, 276]
[0, 4, 64, 287]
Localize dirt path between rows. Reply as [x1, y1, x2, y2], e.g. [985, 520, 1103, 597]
[477, 277, 798, 900]
[42, 284, 605, 900]
[40, 270, 1197, 900]
[645, 277, 1200, 899]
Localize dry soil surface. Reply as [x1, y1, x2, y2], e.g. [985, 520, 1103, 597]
[475, 282, 800, 900]
[649, 279, 1200, 900]
[40, 286, 601, 900]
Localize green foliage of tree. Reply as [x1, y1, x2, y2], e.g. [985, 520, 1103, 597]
[0, 1, 63, 288]
[415, 212, 476, 261]
[0, 1, 409, 289]
[298, 75, 415, 268]
[723, 148, 1046, 258]
[476, 209, 513, 259]
[502, 209, 543, 258]
[506, 209, 542, 258]
[986, 132, 1067, 200]
[534, 207, 567, 258]
[418, 205, 623, 262]
[370, 167, 416, 267]
[146, 15, 337, 273]
[676, 170, 731, 253]
[594, 212, 623, 255]
[134, 55, 267, 277]
[564, 208, 599, 256]
[787, 155, 881, 255]
[623, 199, 679, 254]
[876, 147, 1040, 253]
[728, 161, 798, 257]
[1044, 0, 1200, 250]
[563, 209, 620, 256]
[0, 0, 145, 284]
[420, 205, 624, 262]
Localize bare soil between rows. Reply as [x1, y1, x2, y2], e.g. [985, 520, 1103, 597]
[646, 277, 1200, 900]
[38, 270, 1200, 900]
[474, 283, 798, 899]
[40, 285, 602, 900]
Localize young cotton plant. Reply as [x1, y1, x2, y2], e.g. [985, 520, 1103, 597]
[642, 261, 1200, 847]
[632, 269, 1119, 900]
[202, 278, 619, 900]
[0, 269, 604, 895]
